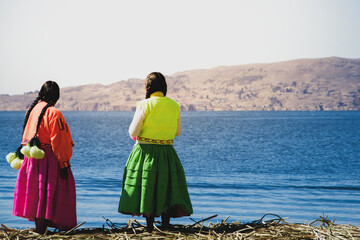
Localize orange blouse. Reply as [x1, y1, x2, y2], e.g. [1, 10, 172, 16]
[22, 101, 74, 168]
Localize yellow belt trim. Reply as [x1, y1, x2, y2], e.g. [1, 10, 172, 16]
[137, 136, 174, 145]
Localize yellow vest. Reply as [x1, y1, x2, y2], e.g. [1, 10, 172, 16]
[137, 92, 180, 140]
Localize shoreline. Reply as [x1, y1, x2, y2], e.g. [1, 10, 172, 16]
[1, 214, 359, 239]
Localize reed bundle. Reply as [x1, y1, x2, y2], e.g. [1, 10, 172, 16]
[1, 213, 359, 239]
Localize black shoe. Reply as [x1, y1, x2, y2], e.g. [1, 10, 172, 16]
[159, 223, 171, 231]
[146, 216, 154, 233]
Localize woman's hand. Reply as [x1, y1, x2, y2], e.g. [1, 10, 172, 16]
[60, 167, 69, 179]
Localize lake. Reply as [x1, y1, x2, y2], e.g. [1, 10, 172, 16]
[0, 111, 359, 228]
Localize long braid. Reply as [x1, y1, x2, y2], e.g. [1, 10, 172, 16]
[21, 96, 41, 137]
[17, 96, 42, 154]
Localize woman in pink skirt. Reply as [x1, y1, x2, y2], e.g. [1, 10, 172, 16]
[12, 81, 77, 233]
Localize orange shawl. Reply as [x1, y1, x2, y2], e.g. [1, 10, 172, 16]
[22, 101, 74, 168]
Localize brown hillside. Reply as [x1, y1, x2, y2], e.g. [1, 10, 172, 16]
[1, 57, 359, 111]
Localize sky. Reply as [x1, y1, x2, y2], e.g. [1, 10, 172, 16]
[0, 0, 359, 95]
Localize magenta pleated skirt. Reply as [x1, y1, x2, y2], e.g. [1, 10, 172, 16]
[13, 148, 77, 230]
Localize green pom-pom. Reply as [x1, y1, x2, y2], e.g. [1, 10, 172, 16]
[6, 152, 16, 163]
[30, 146, 45, 159]
[20, 144, 32, 158]
[10, 157, 22, 169]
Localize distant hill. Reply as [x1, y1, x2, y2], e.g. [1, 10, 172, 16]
[1, 57, 359, 111]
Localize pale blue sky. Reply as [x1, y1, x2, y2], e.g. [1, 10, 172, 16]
[0, 0, 359, 95]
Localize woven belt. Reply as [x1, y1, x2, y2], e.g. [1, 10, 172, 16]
[137, 136, 174, 145]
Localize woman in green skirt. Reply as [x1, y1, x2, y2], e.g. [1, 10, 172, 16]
[118, 72, 193, 232]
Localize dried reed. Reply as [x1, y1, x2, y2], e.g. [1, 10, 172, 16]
[1, 213, 359, 239]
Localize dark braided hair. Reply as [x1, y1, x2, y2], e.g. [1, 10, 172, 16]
[21, 96, 41, 137]
[21, 81, 60, 145]
[145, 72, 167, 99]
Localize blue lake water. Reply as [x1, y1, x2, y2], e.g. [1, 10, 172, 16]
[1, 111, 360, 228]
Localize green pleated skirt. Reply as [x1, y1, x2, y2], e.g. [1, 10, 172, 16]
[118, 143, 193, 217]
